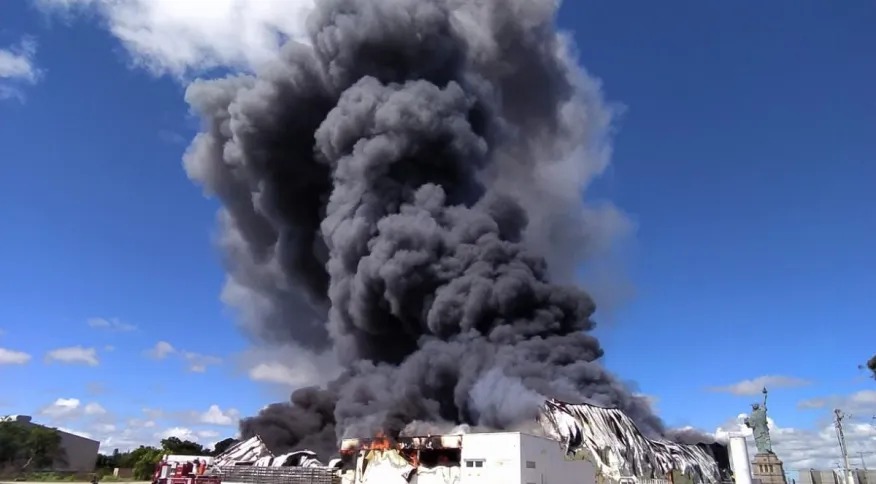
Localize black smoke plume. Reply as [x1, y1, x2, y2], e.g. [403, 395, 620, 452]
[184, 0, 668, 459]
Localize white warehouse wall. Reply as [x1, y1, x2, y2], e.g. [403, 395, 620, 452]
[459, 432, 596, 484]
[460, 432, 523, 484]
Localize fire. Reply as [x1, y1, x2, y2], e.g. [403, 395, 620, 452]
[368, 431, 392, 451]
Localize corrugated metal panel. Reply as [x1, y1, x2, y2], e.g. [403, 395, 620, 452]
[216, 465, 338, 484]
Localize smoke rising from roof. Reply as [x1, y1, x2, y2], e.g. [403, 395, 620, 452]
[184, 0, 667, 459]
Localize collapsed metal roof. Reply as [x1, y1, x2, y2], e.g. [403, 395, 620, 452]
[538, 398, 721, 483]
[213, 435, 326, 468]
[213, 435, 273, 466]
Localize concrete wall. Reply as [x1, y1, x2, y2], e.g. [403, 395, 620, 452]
[56, 428, 100, 472]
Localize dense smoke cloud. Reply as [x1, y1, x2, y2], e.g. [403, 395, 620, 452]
[184, 0, 662, 459]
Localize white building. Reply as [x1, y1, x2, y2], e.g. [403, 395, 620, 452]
[338, 431, 597, 484]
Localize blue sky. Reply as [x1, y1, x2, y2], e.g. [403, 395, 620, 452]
[0, 0, 874, 468]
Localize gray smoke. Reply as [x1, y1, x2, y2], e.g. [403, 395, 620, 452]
[184, 0, 666, 460]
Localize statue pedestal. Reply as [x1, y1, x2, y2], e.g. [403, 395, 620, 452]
[751, 453, 787, 484]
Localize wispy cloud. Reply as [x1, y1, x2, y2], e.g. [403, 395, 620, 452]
[797, 389, 876, 413]
[144, 341, 222, 372]
[707, 375, 811, 396]
[87, 317, 137, 332]
[0, 347, 32, 365]
[0, 36, 43, 101]
[144, 341, 175, 359]
[45, 346, 100, 366]
[182, 351, 221, 373]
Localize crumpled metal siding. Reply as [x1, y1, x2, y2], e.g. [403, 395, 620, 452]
[539, 399, 721, 483]
[213, 435, 274, 467]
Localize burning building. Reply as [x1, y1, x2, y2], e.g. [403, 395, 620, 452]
[184, 0, 730, 480]
[212, 399, 729, 484]
[337, 431, 596, 484]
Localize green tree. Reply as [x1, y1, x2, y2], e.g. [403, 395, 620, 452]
[160, 437, 207, 456]
[0, 422, 66, 473]
[128, 447, 163, 481]
[211, 438, 236, 456]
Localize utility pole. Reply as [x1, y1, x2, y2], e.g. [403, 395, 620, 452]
[834, 409, 854, 484]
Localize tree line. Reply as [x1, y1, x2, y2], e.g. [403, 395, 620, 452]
[96, 436, 237, 480]
[1, 420, 236, 480]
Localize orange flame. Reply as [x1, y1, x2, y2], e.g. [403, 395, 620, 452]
[368, 431, 392, 451]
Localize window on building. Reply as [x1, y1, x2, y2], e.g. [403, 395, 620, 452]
[465, 459, 485, 468]
[526, 461, 537, 469]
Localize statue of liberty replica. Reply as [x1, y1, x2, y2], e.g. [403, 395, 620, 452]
[744, 388, 787, 484]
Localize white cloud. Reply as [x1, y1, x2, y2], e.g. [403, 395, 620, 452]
[87, 317, 137, 332]
[156, 426, 199, 442]
[144, 342, 221, 371]
[243, 344, 340, 388]
[35, 0, 313, 77]
[45, 346, 100, 366]
[57, 426, 94, 439]
[0, 347, 32, 365]
[38, 398, 112, 423]
[40, 398, 83, 420]
[197, 429, 219, 439]
[198, 405, 239, 426]
[145, 341, 176, 359]
[708, 375, 811, 396]
[183, 351, 222, 373]
[84, 402, 107, 416]
[0, 37, 42, 101]
[798, 390, 876, 414]
[91, 423, 117, 433]
[35, 403, 235, 452]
